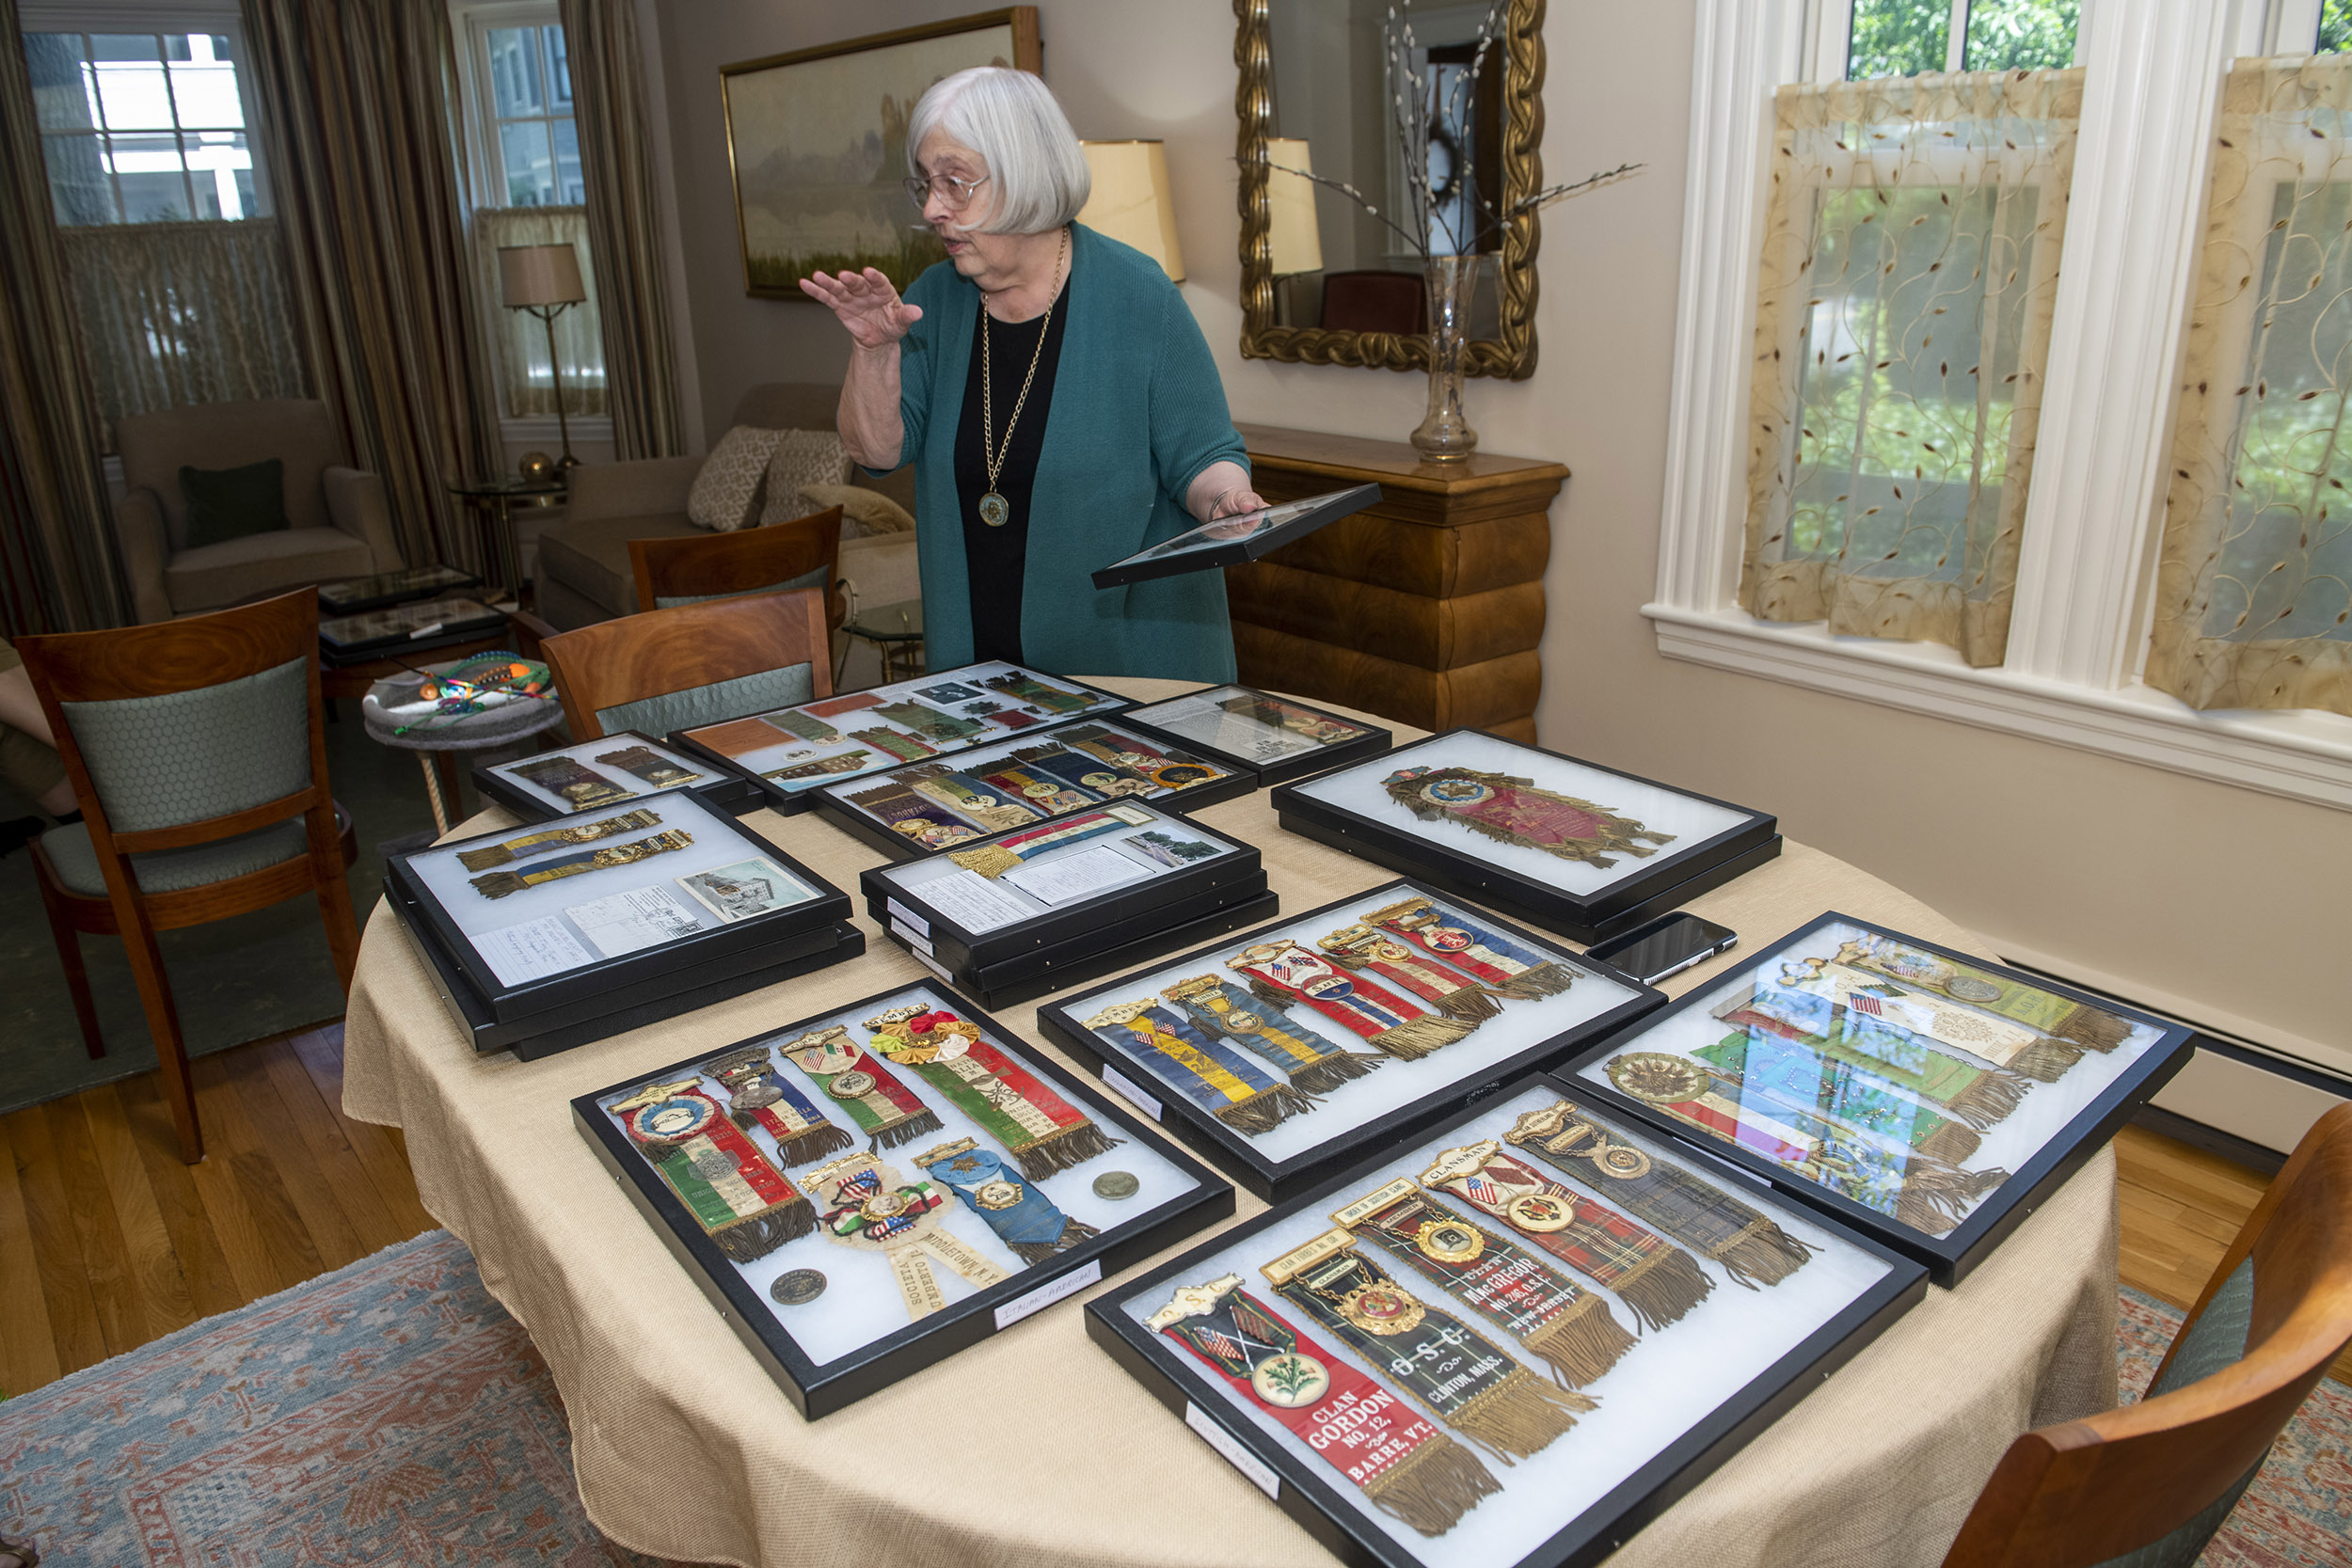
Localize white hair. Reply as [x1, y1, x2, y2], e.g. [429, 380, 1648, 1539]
[906, 67, 1090, 236]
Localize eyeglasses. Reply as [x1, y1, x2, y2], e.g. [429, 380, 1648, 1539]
[903, 171, 991, 211]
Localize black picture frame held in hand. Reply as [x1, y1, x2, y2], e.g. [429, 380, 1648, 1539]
[1089, 483, 1382, 589]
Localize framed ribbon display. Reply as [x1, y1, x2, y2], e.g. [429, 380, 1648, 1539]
[453, 808, 665, 871]
[1420, 1140, 1717, 1331]
[669, 661, 1134, 816]
[1160, 974, 1379, 1097]
[474, 732, 745, 821]
[1039, 879, 1661, 1205]
[1013, 741, 1160, 799]
[1505, 1100, 1818, 1290]
[970, 757, 1098, 815]
[1332, 1178, 1634, 1387]
[595, 744, 702, 790]
[1150, 1275, 1501, 1537]
[609, 1078, 812, 1260]
[862, 1005, 1121, 1180]
[943, 807, 1146, 879]
[1117, 685, 1392, 786]
[1263, 1230, 1590, 1463]
[905, 767, 1050, 831]
[1055, 722, 1229, 790]
[915, 1137, 1100, 1261]
[1089, 1074, 1928, 1568]
[466, 828, 694, 899]
[508, 754, 635, 810]
[1231, 940, 1476, 1061]
[576, 981, 1232, 1418]
[1271, 730, 1783, 945]
[1571, 912, 2192, 1285]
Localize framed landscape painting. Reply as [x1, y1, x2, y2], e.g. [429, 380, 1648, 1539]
[721, 8, 1041, 299]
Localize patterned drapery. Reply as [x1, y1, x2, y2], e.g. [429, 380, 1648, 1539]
[561, 0, 685, 459]
[2149, 58, 2352, 717]
[473, 205, 608, 420]
[0, 0, 128, 632]
[1743, 70, 2082, 667]
[238, 0, 502, 573]
[59, 220, 310, 451]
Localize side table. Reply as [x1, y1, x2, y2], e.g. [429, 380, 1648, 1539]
[360, 661, 568, 832]
[840, 595, 924, 685]
[1228, 424, 1565, 742]
[447, 478, 564, 592]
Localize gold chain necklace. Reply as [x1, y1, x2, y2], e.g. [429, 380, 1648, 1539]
[977, 227, 1068, 530]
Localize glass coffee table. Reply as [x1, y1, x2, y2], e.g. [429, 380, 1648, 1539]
[840, 596, 924, 684]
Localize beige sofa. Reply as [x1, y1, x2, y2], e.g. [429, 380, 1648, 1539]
[114, 399, 402, 624]
[535, 383, 920, 632]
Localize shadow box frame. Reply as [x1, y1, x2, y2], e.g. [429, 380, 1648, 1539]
[1089, 483, 1382, 589]
[471, 729, 758, 822]
[665, 661, 1137, 816]
[1085, 1068, 1931, 1568]
[572, 978, 1236, 1419]
[1036, 879, 1664, 1203]
[1270, 729, 1781, 944]
[813, 717, 1260, 862]
[1559, 911, 2198, 1286]
[1117, 682, 1394, 788]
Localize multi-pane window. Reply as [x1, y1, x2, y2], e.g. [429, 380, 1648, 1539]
[25, 30, 263, 225]
[1845, 0, 2080, 80]
[480, 23, 580, 207]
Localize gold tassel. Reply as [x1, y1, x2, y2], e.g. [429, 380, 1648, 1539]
[1009, 1121, 1123, 1182]
[1364, 1433, 1502, 1538]
[1606, 1244, 1714, 1331]
[754, 1120, 852, 1166]
[456, 844, 516, 870]
[1943, 1067, 2028, 1130]
[1488, 961, 1575, 1000]
[1444, 1365, 1588, 1462]
[1213, 1083, 1319, 1135]
[1290, 1052, 1382, 1096]
[1710, 1220, 1817, 1290]
[469, 870, 529, 899]
[2009, 1037, 2087, 1083]
[1918, 1119, 1982, 1164]
[948, 844, 1024, 879]
[2055, 1003, 2131, 1052]
[1365, 1014, 1476, 1061]
[1007, 1216, 1100, 1263]
[708, 1196, 814, 1260]
[1521, 1291, 1636, 1387]
[1429, 985, 1502, 1023]
[869, 1110, 946, 1151]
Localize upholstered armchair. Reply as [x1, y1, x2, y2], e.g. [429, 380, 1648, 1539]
[113, 399, 404, 623]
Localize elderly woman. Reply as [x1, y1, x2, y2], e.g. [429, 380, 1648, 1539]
[802, 68, 1263, 682]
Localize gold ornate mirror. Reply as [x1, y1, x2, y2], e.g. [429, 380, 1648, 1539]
[1233, 0, 1545, 380]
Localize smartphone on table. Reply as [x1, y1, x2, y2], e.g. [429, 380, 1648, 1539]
[1585, 912, 1739, 988]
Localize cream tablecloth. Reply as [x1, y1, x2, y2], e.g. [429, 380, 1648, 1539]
[342, 679, 2119, 1568]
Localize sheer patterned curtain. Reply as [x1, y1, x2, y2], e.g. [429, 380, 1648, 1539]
[561, 0, 684, 458]
[473, 205, 607, 419]
[1743, 70, 2082, 667]
[2149, 58, 2352, 717]
[60, 220, 309, 449]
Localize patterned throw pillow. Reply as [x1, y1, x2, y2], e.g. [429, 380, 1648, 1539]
[758, 429, 853, 527]
[687, 425, 784, 531]
[798, 482, 915, 538]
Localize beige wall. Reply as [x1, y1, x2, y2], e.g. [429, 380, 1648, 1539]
[649, 2, 2351, 1106]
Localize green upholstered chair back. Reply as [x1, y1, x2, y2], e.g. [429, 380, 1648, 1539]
[540, 587, 834, 743]
[58, 653, 312, 833]
[654, 562, 830, 610]
[595, 660, 816, 737]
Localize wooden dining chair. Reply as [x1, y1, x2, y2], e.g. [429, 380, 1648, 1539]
[628, 504, 846, 631]
[14, 589, 362, 1164]
[538, 585, 834, 741]
[1940, 1102, 2352, 1568]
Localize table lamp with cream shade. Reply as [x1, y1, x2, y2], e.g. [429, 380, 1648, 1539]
[1075, 140, 1184, 281]
[498, 242, 589, 475]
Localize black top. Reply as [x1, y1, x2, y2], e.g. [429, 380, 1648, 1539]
[953, 261, 1073, 665]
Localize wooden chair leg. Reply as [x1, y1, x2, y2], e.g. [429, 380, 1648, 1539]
[117, 904, 201, 1164]
[33, 869, 105, 1060]
[316, 865, 363, 996]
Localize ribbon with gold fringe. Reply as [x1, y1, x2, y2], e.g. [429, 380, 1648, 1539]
[610, 1079, 812, 1261]
[864, 1006, 1120, 1180]
[1231, 940, 1477, 1061]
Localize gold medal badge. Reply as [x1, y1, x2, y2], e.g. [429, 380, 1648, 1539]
[1338, 1283, 1426, 1336]
[1415, 1217, 1485, 1263]
[1506, 1193, 1576, 1233]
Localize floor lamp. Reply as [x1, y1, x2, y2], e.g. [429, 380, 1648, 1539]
[498, 242, 588, 476]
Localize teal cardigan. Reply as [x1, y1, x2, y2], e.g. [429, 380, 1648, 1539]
[882, 225, 1248, 682]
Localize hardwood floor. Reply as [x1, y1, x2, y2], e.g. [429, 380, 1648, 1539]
[0, 1022, 436, 1400]
[2, 1030, 2343, 1397]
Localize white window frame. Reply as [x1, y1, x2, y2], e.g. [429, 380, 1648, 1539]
[1651, 0, 2352, 812]
[446, 0, 611, 447]
[18, 0, 270, 227]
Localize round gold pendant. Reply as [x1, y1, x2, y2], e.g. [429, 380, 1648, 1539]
[978, 491, 1010, 528]
[1416, 1218, 1486, 1264]
[1506, 1193, 1577, 1233]
[1337, 1284, 1425, 1337]
[1596, 1143, 1653, 1180]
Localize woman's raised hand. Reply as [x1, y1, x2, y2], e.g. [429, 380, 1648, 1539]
[799, 267, 925, 349]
